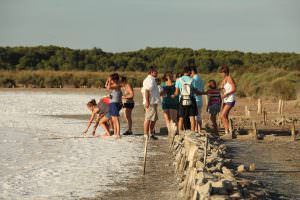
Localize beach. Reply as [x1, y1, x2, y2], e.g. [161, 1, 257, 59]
[0, 89, 147, 199]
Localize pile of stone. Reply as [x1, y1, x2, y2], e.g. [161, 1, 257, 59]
[171, 131, 270, 200]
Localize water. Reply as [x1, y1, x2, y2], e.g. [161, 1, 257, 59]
[0, 90, 143, 200]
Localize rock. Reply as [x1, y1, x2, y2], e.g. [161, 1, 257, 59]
[209, 195, 230, 200]
[222, 166, 234, 177]
[237, 165, 246, 173]
[230, 192, 242, 199]
[210, 179, 233, 194]
[194, 182, 212, 199]
[249, 163, 256, 171]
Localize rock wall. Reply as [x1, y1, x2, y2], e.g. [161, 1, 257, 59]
[170, 131, 269, 200]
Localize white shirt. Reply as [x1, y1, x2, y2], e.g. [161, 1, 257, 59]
[142, 75, 161, 105]
[224, 81, 235, 103]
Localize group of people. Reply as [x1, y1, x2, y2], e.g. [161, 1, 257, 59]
[83, 65, 236, 139]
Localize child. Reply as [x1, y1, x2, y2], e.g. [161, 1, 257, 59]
[100, 73, 123, 138]
[83, 97, 110, 136]
[206, 80, 222, 134]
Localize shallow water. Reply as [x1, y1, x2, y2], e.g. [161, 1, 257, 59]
[0, 90, 143, 200]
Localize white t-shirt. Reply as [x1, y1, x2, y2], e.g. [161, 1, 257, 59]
[142, 75, 161, 105]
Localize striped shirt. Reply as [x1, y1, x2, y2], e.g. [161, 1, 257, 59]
[207, 89, 221, 106]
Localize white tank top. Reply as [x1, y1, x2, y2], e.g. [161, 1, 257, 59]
[224, 81, 235, 103]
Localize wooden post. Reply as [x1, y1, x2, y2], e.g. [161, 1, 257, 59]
[263, 108, 267, 125]
[203, 134, 208, 171]
[257, 99, 262, 114]
[252, 121, 258, 139]
[143, 136, 149, 175]
[291, 121, 296, 141]
[245, 106, 250, 117]
[281, 100, 284, 114]
[229, 118, 234, 136]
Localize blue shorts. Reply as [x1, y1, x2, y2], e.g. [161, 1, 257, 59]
[224, 101, 236, 107]
[107, 103, 122, 118]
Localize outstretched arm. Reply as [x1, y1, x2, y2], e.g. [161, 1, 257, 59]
[92, 114, 102, 136]
[83, 111, 97, 135]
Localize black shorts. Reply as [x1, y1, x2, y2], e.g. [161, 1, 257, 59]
[178, 99, 198, 118]
[123, 102, 135, 109]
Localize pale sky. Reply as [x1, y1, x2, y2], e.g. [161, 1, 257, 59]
[0, 0, 299, 53]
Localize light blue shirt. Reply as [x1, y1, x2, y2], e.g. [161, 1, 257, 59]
[193, 74, 204, 108]
[175, 75, 197, 99]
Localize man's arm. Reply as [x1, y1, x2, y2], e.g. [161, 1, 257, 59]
[144, 89, 150, 109]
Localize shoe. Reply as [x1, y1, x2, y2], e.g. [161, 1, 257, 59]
[123, 130, 133, 135]
[150, 134, 158, 140]
[109, 130, 114, 135]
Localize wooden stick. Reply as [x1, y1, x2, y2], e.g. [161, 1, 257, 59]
[281, 100, 284, 114]
[252, 121, 257, 139]
[291, 120, 296, 141]
[263, 108, 267, 125]
[278, 99, 282, 114]
[203, 134, 208, 171]
[257, 99, 262, 114]
[143, 135, 149, 175]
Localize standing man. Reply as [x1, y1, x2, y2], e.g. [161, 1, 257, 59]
[191, 66, 204, 132]
[142, 66, 161, 140]
[172, 66, 202, 132]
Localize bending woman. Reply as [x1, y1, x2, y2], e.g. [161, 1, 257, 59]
[120, 76, 135, 135]
[219, 65, 236, 135]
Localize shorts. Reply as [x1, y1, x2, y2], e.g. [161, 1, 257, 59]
[196, 106, 202, 121]
[145, 104, 158, 122]
[123, 102, 135, 109]
[208, 104, 220, 116]
[108, 102, 122, 117]
[178, 99, 198, 118]
[162, 103, 178, 110]
[224, 101, 236, 107]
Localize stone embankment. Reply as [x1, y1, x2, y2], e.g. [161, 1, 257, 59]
[171, 131, 271, 200]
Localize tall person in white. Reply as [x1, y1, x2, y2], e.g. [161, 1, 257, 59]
[219, 65, 236, 135]
[142, 67, 161, 140]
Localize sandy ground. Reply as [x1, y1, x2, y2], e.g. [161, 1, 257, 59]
[1, 88, 300, 200]
[226, 139, 300, 199]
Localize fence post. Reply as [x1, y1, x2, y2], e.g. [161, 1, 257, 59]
[252, 121, 258, 139]
[291, 121, 296, 141]
[257, 99, 262, 114]
[263, 108, 267, 125]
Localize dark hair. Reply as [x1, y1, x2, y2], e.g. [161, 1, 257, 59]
[183, 66, 191, 74]
[110, 73, 120, 82]
[120, 76, 127, 83]
[162, 71, 173, 82]
[219, 65, 229, 75]
[176, 73, 183, 78]
[208, 80, 217, 89]
[87, 99, 97, 107]
[148, 66, 157, 74]
[190, 66, 197, 73]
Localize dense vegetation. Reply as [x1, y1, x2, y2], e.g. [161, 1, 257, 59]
[1, 46, 299, 72]
[0, 46, 299, 99]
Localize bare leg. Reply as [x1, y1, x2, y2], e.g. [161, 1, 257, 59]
[163, 110, 171, 131]
[112, 116, 120, 137]
[178, 117, 184, 133]
[100, 116, 110, 136]
[124, 108, 133, 131]
[220, 104, 233, 134]
[144, 120, 151, 136]
[150, 120, 156, 134]
[189, 116, 196, 131]
[169, 109, 178, 124]
[210, 115, 218, 133]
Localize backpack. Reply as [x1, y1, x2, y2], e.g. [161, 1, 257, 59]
[179, 78, 193, 106]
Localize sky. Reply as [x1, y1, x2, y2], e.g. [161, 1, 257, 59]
[0, 0, 299, 53]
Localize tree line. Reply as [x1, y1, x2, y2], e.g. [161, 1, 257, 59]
[0, 46, 299, 72]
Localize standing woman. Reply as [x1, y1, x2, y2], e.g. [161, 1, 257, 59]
[219, 65, 236, 135]
[161, 72, 178, 131]
[120, 76, 135, 135]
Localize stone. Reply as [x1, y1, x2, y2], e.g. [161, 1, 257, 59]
[237, 165, 246, 173]
[249, 163, 256, 171]
[230, 192, 242, 199]
[194, 182, 212, 199]
[209, 195, 230, 200]
[222, 167, 234, 177]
